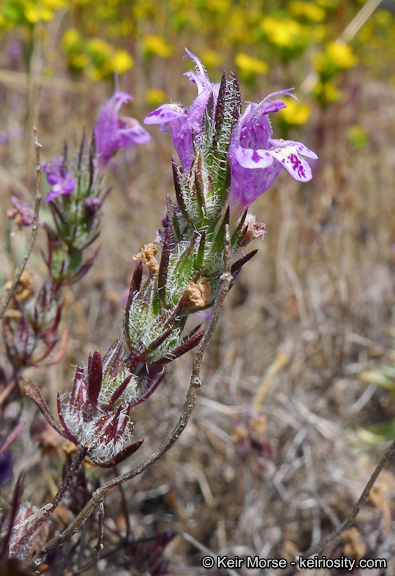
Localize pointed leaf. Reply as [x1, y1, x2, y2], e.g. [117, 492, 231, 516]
[156, 330, 205, 364]
[213, 71, 227, 144]
[94, 438, 144, 468]
[196, 232, 206, 271]
[87, 351, 102, 408]
[231, 209, 248, 246]
[172, 158, 191, 224]
[231, 249, 258, 275]
[158, 227, 171, 297]
[107, 374, 133, 407]
[129, 372, 166, 408]
[56, 396, 79, 444]
[25, 380, 66, 438]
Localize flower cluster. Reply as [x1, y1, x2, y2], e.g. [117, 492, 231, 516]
[25, 50, 316, 473]
[41, 156, 76, 202]
[145, 49, 317, 214]
[40, 81, 150, 285]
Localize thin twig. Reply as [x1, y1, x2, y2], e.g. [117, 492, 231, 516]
[114, 465, 131, 541]
[95, 501, 105, 557]
[33, 225, 233, 566]
[0, 380, 17, 407]
[0, 128, 42, 321]
[284, 438, 395, 575]
[13, 444, 88, 555]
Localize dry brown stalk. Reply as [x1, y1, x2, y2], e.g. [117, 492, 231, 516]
[0, 128, 42, 321]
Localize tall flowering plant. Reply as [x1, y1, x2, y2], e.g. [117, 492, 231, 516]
[3, 52, 316, 568]
[3, 82, 151, 377]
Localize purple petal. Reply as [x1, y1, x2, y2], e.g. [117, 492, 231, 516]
[117, 117, 152, 147]
[114, 91, 133, 110]
[95, 88, 150, 171]
[270, 141, 317, 182]
[183, 48, 211, 95]
[45, 170, 75, 202]
[10, 197, 34, 226]
[235, 146, 273, 169]
[144, 103, 187, 127]
[41, 156, 64, 177]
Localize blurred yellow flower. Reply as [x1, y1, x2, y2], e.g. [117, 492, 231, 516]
[143, 35, 172, 58]
[279, 98, 312, 125]
[312, 25, 327, 42]
[326, 42, 357, 69]
[235, 53, 268, 75]
[119, 20, 134, 36]
[24, 4, 53, 23]
[62, 28, 81, 51]
[205, 0, 231, 13]
[88, 38, 112, 58]
[288, 1, 326, 22]
[145, 88, 167, 106]
[226, 8, 251, 45]
[111, 49, 134, 74]
[261, 16, 304, 48]
[202, 49, 221, 69]
[44, 0, 67, 9]
[314, 80, 339, 104]
[22, 0, 67, 22]
[87, 67, 103, 82]
[316, 0, 340, 7]
[69, 53, 90, 69]
[313, 42, 357, 75]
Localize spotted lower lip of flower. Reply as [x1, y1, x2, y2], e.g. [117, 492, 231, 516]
[269, 140, 318, 181]
[228, 90, 317, 211]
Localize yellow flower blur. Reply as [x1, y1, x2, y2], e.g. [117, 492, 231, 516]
[235, 53, 268, 75]
[143, 35, 172, 58]
[279, 98, 312, 125]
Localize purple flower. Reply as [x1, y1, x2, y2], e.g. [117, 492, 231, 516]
[41, 156, 76, 202]
[8, 196, 35, 227]
[0, 423, 25, 484]
[0, 128, 21, 145]
[95, 81, 151, 172]
[0, 448, 13, 484]
[144, 48, 219, 173]
[228, 90, 318, 212]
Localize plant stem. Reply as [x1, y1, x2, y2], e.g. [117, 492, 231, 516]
[0, 128, 42, 321]
[12, 444, 88, 555]
[33, 226, 233, 567]
[284, 438, 395, 575]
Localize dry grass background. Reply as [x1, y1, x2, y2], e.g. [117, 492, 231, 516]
[1, 49, 395, 575]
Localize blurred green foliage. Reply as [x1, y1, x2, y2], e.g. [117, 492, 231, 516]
[0, 0, 394, 119]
